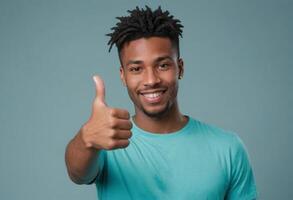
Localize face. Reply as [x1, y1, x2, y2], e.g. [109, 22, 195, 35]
[120, 37, 184, 118]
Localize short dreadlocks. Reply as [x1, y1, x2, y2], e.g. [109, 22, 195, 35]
[106, 6, 183, 58]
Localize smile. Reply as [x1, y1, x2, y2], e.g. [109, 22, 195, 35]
[140, 90, 166, 103]
[143, 92, 163, 99]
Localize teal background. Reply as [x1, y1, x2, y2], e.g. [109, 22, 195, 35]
[0, 0, 292, 199]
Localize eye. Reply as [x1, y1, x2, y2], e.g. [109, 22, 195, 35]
[129, 66, 142, 73]
[158, 63, 170, 70]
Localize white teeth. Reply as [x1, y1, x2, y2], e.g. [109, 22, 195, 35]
[143, 92, 162, 99]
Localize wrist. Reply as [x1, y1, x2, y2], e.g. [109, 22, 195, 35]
[77, 125, 96, 152]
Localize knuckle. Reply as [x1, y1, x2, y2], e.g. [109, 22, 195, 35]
[109, 108, 117, 117]
[108, 129, 118, 138]
[106, 140, 116, 150]
[124, 110, 130, 119]
[106, 140, 113, 150]
[108, 118, 117, 128]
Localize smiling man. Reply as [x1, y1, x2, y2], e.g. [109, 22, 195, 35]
[65, 6, 257, 200]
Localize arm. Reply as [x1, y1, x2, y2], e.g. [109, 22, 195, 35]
[65, 127, 101, 184]
[64, 75, 132, 185]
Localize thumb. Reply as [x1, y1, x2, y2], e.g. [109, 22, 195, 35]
[93, 75, 106, 105]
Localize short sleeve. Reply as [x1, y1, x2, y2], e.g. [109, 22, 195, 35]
[225, 135, 258, 200]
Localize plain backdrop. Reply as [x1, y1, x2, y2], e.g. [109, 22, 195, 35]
[0, 0, 292, 199]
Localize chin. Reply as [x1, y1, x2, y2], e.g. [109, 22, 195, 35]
[142, 104, 170, 118]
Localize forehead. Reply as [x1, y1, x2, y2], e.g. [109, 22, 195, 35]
[120, 37, 176, 64]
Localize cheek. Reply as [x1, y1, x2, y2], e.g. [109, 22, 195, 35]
[167, 78, 179, 96]
[125, 76, 140, 92]
[161, 68, 178, 81]
[163, 72, 178, 87]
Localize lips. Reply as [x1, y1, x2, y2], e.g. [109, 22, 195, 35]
[140, 89, 166, 103]
[143, 92, 163, 98]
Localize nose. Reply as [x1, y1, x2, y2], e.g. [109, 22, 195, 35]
[143, 68, 161, 87]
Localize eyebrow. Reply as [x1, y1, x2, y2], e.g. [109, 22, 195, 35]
[126, 56, 173, 66]
[126, 60, 143, 66]
[155, 56, 173, 63]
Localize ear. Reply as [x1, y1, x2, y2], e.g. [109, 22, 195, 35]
[120, 66, 126, 86]
[178, 58, 184, 79]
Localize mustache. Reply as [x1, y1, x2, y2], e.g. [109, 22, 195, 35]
[139, 85, 167, 93]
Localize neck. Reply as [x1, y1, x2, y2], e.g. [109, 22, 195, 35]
[133, 101, 188, 134]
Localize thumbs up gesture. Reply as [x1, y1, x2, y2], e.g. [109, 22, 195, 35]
[80, 75, 132, 150]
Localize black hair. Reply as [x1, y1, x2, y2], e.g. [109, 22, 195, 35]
[106, 6, 183, 57]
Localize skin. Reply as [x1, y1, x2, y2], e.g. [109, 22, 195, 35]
[65, 36, 187, 184]
[120, 36, 187, 133]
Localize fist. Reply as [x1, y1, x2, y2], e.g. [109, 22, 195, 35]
[81, 75, 132, 150]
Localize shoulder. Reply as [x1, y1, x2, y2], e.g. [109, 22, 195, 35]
[188, 117, 250, 159]
[190, 117, 242, 146]
[189, 118, 257, 199]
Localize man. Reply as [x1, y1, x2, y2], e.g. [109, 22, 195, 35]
[65, 6, 257, 200]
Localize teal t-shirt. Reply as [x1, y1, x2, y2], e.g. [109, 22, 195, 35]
[95, 117, 257, 200]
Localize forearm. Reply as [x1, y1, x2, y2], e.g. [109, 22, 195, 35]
[65, 128, 101, 184]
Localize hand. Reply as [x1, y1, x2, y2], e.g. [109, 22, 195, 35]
[81, 75, 132, 150]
